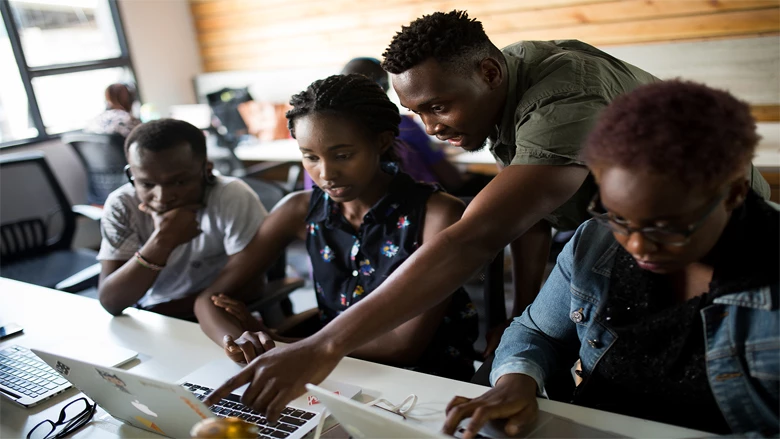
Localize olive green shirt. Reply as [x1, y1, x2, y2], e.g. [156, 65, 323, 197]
[487, 40, 770, 230]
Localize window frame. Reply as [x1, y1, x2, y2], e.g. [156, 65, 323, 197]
[0, 0, 138, 148]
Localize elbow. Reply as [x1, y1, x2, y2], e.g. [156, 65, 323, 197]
[441, 224, 501, 265]
[385, 340, 428, 367]
[98, 289, 126, 316]
[193, 293, 214, 320]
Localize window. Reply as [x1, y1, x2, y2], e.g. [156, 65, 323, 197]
[0, 0, 135, 146]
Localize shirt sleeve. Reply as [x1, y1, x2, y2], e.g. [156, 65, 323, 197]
[219, 180, 268, 256]
[97, 192, 141, 261]
[511, 92, 609, 167]
[490, 221, 588, 392]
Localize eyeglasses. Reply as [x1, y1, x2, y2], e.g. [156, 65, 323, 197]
[27, 397, 97, 439]
[587, 190, 728, 246]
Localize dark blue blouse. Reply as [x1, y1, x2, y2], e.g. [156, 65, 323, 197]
[305, 166, 478, 381]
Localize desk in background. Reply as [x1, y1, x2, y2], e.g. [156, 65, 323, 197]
[0, 278, 707, 438]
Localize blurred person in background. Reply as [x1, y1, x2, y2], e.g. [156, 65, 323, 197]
[84, 82, 141, 138]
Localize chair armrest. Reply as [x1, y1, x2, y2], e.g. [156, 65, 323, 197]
[55, 262, 101, 293]
[72, 205, 103, 221]
[246, 276, 305, 312]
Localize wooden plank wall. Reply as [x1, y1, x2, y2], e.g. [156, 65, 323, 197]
[190, 0, 780, 72]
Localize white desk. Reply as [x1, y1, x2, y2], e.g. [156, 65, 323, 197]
[234, 139, 303, 163]
[1, 278, 704, 438]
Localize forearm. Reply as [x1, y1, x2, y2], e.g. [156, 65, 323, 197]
[509, 220, 552, 317]
[98, 236, 174, 315]
[318, 224, 498, 358]
[195, 294, 250, 345]
[196, 274, 267, 345]
[313, 165, 587, 362]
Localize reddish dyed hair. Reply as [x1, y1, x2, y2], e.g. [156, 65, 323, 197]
[583, 80, 759, 188]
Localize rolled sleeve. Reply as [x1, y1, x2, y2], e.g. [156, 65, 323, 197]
[490, 353, 547, 393]
[511, 93, 609, 167]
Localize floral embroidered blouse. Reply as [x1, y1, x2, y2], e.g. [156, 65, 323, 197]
[304, 166, 478, 381]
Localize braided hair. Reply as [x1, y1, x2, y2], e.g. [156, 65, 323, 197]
[286, 74, 402, 164]
[382, 10, 503, 75]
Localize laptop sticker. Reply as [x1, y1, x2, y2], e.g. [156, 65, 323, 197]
[134, 415, 165, 434]
[54, 361, 70, 376]
[96, 369, 132, 394]
[139, 380, 175, 392]
[308, 390, 340, 405]
[181, 396, 210, 419]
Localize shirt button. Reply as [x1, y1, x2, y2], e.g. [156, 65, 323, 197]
[352, 270, 358, 277]
[570, 310, 584, 323]
[587, 339, 600, 348]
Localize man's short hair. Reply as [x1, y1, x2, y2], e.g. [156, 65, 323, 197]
[125, 118, 206, 159]
[381, 10, 503, 75]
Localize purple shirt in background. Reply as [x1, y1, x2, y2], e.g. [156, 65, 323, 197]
[304, 115, 445, 189]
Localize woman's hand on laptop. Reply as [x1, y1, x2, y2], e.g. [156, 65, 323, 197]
[223, 331, 275, 364]
[204, 338, 340, 422]
[442, 374, 538, 438]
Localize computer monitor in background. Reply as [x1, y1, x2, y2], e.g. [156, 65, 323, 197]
[169, 104, 212, 130]
[206, 87, 252, 149]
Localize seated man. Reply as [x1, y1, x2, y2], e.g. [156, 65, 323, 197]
[97, 119, 268, 323]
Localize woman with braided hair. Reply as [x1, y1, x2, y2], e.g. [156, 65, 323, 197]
[204, 74, 478, 381]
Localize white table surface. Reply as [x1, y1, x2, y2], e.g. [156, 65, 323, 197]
[0, 278, 705, 438]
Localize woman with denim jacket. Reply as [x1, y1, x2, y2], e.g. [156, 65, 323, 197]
[443, 80, 779, 438]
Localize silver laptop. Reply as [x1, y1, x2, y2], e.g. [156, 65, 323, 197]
[33, 350, 361, 439]
[0, 344, 136, 407]
[306, 384, 621, 439]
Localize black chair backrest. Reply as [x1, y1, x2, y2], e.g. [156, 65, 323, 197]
[61, 132, 127, 205]
[240, 177, 287, 217]
[483, 249, 506, 328]
[0, 152, 75, 263]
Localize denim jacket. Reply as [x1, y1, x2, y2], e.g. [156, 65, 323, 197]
[492, 218, 779, 435]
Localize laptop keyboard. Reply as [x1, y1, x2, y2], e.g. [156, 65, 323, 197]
[0, 345, 68, 399]
[182, 382, 317, 439]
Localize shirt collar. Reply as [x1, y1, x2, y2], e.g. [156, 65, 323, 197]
[305, 163, 418, 228]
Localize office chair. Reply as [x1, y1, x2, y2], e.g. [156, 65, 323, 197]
[0, 152, 103, 293]
[61, 132, 127, 205]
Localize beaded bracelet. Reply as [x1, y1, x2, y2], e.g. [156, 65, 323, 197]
[134, 251, 165, 272]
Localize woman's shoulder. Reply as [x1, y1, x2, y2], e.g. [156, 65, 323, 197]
[272, 190, 314, 221]
[424, 191, 465, 221]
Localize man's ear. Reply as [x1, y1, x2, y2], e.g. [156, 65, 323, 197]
[724, 178, 750, 212]
[479, 57, 503, 90]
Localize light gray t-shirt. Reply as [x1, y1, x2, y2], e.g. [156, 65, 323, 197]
[97, 176, 267, 307]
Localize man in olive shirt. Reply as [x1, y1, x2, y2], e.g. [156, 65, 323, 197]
[205, 10, 770, 420]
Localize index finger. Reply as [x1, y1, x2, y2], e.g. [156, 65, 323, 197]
[203, 365, 254, 407]
[441, 396, 473, 435]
